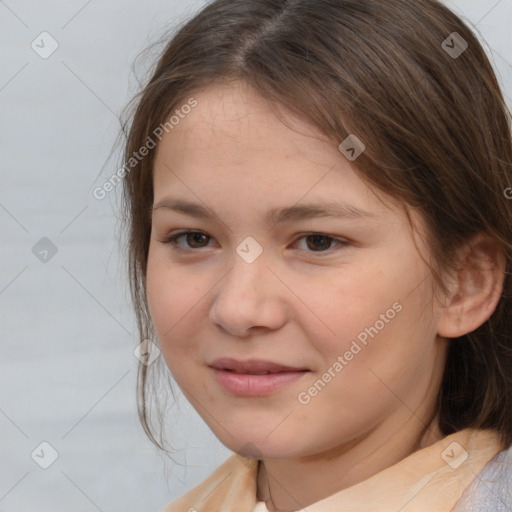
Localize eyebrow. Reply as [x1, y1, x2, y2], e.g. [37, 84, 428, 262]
[152, 198, 377, 225]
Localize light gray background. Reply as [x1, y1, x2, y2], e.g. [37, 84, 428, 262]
[1, 1, 511, 511]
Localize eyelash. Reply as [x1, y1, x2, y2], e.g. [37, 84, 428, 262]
[157, 230, 349, 255]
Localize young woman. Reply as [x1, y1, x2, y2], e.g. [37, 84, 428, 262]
[120, 0, 512, 510]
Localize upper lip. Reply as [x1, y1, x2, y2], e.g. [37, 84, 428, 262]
[209, 358, 308, 374]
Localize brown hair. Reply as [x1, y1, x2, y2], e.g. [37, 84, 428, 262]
[120, 0, 512, 450]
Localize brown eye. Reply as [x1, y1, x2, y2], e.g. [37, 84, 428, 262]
[160, 230, 213, 250]
[185, 232, 210, 248]
[293, 233, 348, 254]
[305, 234, 334, 251]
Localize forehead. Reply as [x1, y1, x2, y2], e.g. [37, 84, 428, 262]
[156, 82, 335, 167]
[154, 83, 363, 194]
[151, 82, 412, 229]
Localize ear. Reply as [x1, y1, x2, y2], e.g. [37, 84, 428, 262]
[437, 233, 505, 338]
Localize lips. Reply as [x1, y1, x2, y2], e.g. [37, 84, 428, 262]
[209, 357, 308, 374]
[208, 358, 309, 396]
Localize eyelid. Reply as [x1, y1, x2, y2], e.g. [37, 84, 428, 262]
[292, 232, 349, 254]
[156, 230, 216, 251]
[157, 229, 350, 255]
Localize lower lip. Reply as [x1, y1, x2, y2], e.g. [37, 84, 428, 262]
[211, 368, 308, 396]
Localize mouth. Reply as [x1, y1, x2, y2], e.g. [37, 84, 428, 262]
[209, 358, 309, 374]
[209, 358, 310, 396]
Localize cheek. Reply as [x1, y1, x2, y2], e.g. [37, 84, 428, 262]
[300, 267, 397, 346]
[146, 253, 169, 332]
[318, 284, 438, 406]
[145, 250, 201, 358]
[305, 260, 431, 368]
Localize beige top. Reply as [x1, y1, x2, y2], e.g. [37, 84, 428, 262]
[162, 428, 504, 512]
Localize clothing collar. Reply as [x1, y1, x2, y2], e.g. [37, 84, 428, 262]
[163, 428, 504, 512]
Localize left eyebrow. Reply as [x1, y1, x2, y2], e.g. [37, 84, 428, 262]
[151, 198, 377, 225]
[264, 202, 377, 225]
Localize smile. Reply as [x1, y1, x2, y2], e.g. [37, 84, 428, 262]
[211, 368, 309, 396]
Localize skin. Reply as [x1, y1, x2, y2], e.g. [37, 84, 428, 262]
[145, 81, 498, 511]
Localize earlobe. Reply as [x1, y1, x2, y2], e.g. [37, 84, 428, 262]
[437, 233, 505, 338]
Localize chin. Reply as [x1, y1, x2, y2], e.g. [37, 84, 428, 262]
[214, 430, 305, 460]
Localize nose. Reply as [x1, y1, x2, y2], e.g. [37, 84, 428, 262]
[209, 251, 288, 337]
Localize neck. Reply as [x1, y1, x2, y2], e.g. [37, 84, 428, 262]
[257, 415, 444, 512]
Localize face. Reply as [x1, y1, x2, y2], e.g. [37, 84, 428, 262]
[146, 82, 448, 460]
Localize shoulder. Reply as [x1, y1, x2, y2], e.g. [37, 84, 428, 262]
[160, 453, 259, 512]
[453, 443, 512, 511]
